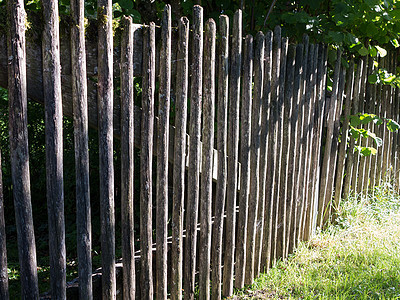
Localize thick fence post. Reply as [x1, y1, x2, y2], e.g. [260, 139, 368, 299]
[121, 15, 135, 300]
[184, 6, 203, 300]
[199, 18, 216, 300]
[7, 0, 39, 297]
[71, 0, 92, 298]
[257, 30, 272, 275]
[211, 14, 228, 300]
[140, 22, 155, 300]
[245, 31, 264, 285]
[171, 16, 189, 300]
[235, 34, 253, 290]
[222, 9, 241, 298]
[156, 6, 171, 300]
[0, 150, 8, 300]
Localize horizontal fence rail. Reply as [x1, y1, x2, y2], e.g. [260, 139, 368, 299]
[1, 2, 400, 300]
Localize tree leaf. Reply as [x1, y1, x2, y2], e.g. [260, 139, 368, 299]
[375, 45, 387, 57]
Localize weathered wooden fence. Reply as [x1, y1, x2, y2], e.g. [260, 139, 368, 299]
[1, 1, 400, 299]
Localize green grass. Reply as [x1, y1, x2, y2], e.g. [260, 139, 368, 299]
[233, 183, 400, 299]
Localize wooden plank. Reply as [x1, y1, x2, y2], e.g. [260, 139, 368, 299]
[222, 9, 242, 297]
[156, 6, 171, 300]
[334, 60, 354, 212]
[245, 31, 264, 285]
[294, 35, 309, 245]
[281, 44, 295, 258]
[375, 56, 385, 186]
[211, 14, 228, 300]
[71, 0, 92, 298]
[140, 22, 155, 300]
[317, 49, 341, 228]
[343, 58, 363, 198]
[369, 74, 378, 190]
[199, 18, 216, 300]
[120, 15, 135, 300]
[256, 29, 272, 276]
[235, 34, 253, 290]
[184, 6, 203, 300]
[98, 0, 116, 298]
[302, 44, 319, 240]
[7, 0, 39, 298]
[287, 43, 304, 254]
[171, 16, 189, 300]
[42, 0, 66, 297]
[268, 26, 282, 266]
[0, 149, 8, 300]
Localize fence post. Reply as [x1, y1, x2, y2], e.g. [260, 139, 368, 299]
[121, 15, 135, 300]
[7, 0, 39, 298]
[171, 16, 189, 300]
[71, 0, 92, 297]
[0, 150, 8, 300]
[257, 30, 272, 275]
[184, 6, 203, 300]
[140, 22, 155, 300]
[156, 6, 171, 300]
[211, 14, 228, 300]
[222, 9, 242, 297]
[245, 31, 264, 285]
[199, 18, 216, 300]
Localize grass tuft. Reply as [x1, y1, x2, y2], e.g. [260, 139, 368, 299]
[232, 183, 400, 299]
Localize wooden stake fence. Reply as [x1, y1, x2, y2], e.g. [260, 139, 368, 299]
[2, 3, 400, 299]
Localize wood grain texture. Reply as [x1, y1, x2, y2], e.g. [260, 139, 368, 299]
[222, 9, 241, 298]
[70, 0, 92, 298]
[184, 6, 203, 300]
[140, 22, 155, 300]
[171, 16, 189, 300]
[97, 0, 116, 298]
[199, 19, 216, 300]
[211, 15, 228, 300]
[235, 34, 253, 290]
[7, 0, 39, 298]
[120, 15, 135, 300]
[0, 150, 8, 299]
[257, 30, 272, 275]
[156, 6, 171, 300]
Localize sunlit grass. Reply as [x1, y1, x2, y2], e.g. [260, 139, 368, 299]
[232, 183, 400, 299]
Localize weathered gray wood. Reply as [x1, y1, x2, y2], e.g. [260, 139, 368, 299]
[294, 36, 309, 244]
[302, 44, 319, 240]
[256, 30, 272, 276]
[317, 49, 341, 228]
[140, 22, 155, 300]
[171, 16, 189, 300]
[235, 34, 253, 290]
[7, 0, 39, 298]
[282, 44, 295, 257]
[70, 0, 92, 298]
[0, 149, 8, 300]
[184, 6, 203, 300]
[275, 37, 288, 260]
[245, 31, 264, 285]
[287, 43, 303, 254]
[369, 73, 378, 190]
[42, 0, 66, 297]
[199, 18, 216, 300]
[324, 68, 346, 221]
[222, 9, 241, 298]
[375, 57, 385, 187]
[120, 16, 135, 300]
[156, 6, 171, 300]
[343, 58, 363, 198]
[211, 15, 228, 300]
[97, 0, 116, 298]
[266, 26, 281, 266]
[334, 60, 354, 213]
